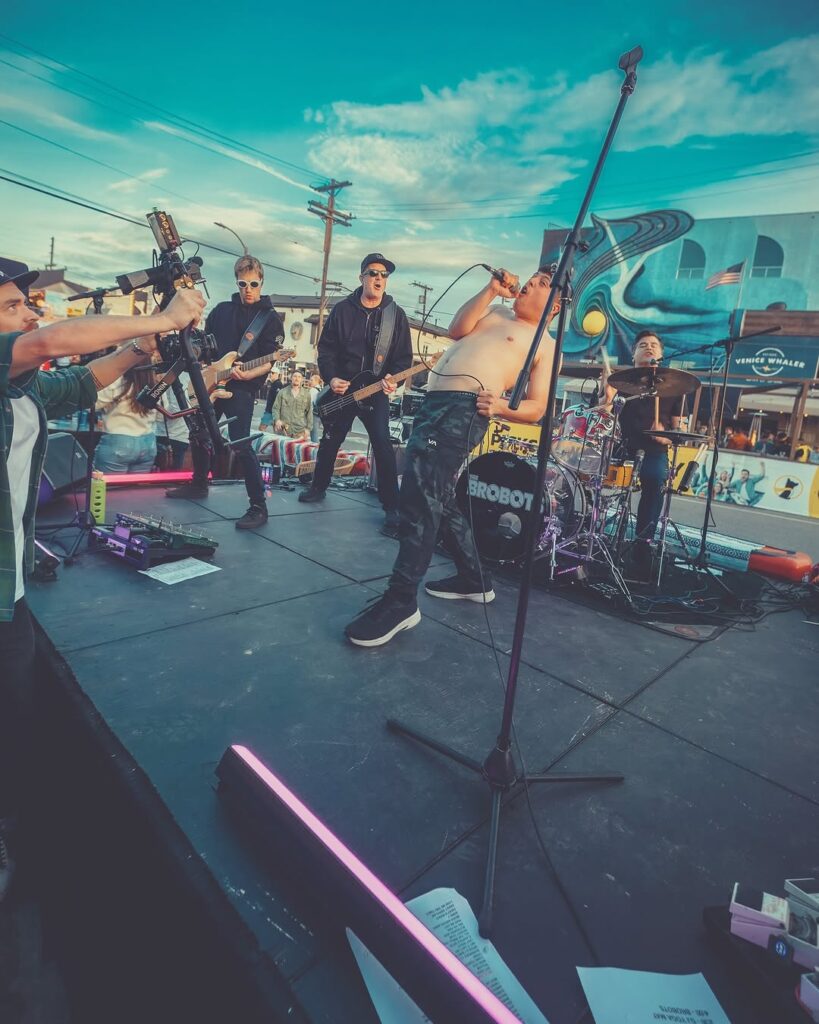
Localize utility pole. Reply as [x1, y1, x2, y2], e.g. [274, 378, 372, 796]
[47, 237, 56, 270]
[411, 281, 433, 320]
[307, 180, 353, 343]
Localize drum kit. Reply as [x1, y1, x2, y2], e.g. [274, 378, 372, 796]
[456, 364, 710, 597]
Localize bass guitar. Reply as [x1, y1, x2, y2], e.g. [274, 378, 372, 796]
[315, 353, 442, 427]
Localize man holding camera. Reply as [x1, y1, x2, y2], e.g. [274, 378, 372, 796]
[0, 256, 204, 901]
[166, 255, 284, 529]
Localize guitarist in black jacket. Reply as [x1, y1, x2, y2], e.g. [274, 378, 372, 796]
[299, 253, 412, 533]
[166, 255, 284, 529]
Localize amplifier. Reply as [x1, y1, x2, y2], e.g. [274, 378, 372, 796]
[38, 431, 88, 504]
[367, 444, 407, 493]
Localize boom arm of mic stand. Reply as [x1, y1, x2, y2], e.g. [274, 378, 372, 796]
[508, 48, 642, 412]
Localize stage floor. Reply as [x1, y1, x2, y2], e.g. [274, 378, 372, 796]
[29, 482, 819, 1024]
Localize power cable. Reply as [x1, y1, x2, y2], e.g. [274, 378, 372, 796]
[0, 169, 320, 282]
[0, 34, 324, 184]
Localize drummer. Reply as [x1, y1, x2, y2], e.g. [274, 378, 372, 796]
[600, 331, 682, 563]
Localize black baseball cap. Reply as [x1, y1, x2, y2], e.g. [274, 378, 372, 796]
[360, 252, 396, 274]
[0, 258, 39, 292]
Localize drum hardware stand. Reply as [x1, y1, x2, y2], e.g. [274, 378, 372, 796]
[652, 437, 686, 589]
[386, 45, 643, 936]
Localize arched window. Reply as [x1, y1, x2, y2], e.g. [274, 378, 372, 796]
[677, 239, 706, 280]
[751, 235, 783, 278]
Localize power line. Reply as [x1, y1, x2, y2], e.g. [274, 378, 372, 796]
[0, 118, 208, 209]
[0, 38, 324, 189]
[352, 147, 819, 212]
[0, 169, 320, 282]
[357, 169, 819, 224]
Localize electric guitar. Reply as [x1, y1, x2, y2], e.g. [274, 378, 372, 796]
[315, 353, 442, 427]
[193, 348, 296, 402]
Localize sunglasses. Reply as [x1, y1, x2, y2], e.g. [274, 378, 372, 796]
[237, 280, 261, 289]
[364, 270, 390, 279]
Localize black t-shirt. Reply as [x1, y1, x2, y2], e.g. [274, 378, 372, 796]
[619, 393, 683, 455]
[205, 296, 284, 396]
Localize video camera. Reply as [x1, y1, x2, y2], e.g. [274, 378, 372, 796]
[118, 210, 226, 452]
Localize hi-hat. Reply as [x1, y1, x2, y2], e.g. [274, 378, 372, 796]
[609, 365, 698, 397]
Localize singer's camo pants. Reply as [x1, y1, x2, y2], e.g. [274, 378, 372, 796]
[388, 392, 490, 599]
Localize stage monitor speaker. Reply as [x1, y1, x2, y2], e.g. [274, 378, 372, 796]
[38, 432, 87, 504]
[367, 443, 407, 493]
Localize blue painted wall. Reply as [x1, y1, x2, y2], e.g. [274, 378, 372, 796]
[541, 211, 819, 368]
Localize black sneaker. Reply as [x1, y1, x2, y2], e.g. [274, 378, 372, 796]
[381, 510, 400, 538]
[166, 481, 209, 500]
[345, 593, 421, 647]
[0, 821, 15, 905]
[298, 487, 326, 504]
[424, 575, 495, 603]
[235, 504, 268, 530]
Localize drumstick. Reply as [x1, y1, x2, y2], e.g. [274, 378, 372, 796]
[654, 395, 660, 429]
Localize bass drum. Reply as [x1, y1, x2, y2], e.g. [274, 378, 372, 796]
[455, 452, 585, 563]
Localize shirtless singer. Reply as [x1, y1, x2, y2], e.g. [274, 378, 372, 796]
[345, 267, 560, 647]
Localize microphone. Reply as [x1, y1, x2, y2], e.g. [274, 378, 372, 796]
[480, 264, 519, 294]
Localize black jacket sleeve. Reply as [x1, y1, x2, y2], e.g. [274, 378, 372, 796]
[386, 307, 413, 377]
[317, 306, 341, 383]
[257, 310, 285, 358]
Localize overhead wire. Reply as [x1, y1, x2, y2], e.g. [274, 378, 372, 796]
[0, 169, 321, 282]
[0, 34, 324, 185]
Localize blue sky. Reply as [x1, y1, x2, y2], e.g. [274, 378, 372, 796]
[1, 1, 818, 320]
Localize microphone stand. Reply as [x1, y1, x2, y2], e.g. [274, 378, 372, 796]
[61, 290, 115, 562]
[387, 45, 644, 937]
[690, 327, 779, 569]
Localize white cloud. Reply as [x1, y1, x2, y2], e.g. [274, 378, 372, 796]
[308, 71, 582, 212]
[541, 36, 819, 151]
[0, 92, 117, 143]
[108, 168, 168, 192]
[144, 121, 316, 193]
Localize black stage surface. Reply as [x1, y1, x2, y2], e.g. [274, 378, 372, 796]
[27, 482, 819, 1024]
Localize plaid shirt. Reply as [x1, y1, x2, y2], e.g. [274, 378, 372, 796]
[1, 331, 97, 621]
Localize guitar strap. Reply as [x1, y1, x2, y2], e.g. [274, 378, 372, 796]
[237, 307, 275, 361]
[371, 301, 397, 376]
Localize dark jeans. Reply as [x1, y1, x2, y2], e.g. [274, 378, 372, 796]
[0, 598, 36, 817]
[633, 447, 668, 541]
[313, 390, 398, 511]
[389, 392, 489, 599]
[191, 390, 265, 506]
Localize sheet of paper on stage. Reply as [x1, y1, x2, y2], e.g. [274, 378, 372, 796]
[138, 558, 222, 585]
[347, 887, 549, 1023]
[577, 966, 731, 1024]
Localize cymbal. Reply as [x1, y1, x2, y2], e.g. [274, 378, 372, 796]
[609, 365, 699, 397]
[644, 430, 711, 446]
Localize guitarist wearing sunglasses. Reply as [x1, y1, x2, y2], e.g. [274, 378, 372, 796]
[299, 252, 412, 535]
[166, 255, 284, 529]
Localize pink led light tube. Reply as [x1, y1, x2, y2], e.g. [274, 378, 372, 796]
[101, 471, 211, 486]
[230, 744, 522, 1024]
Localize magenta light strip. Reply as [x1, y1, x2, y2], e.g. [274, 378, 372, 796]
[101, 471, 212, 486]
[231, 745, 521, 1024]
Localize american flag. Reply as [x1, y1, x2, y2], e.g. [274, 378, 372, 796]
[706, 261, 744, 290]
